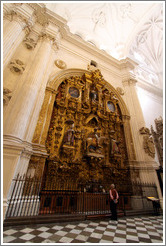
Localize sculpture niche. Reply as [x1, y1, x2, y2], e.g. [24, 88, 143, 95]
[86, 128, 104, 160]
[61, 122, 75, 159]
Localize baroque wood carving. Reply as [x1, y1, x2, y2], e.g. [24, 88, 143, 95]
[42, 69, 130, 189]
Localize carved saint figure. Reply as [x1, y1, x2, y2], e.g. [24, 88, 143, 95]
[63, 123, 75, 146]
[110, 138, 121, 155]
[86, 128, 102, 153]
[90, 85, 98, 102]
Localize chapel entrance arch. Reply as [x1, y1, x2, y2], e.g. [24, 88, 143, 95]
[40, 69, 136, 188]
[28, 68, 136, 214]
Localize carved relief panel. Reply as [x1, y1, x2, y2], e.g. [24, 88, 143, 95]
[151, 117, 163, 167]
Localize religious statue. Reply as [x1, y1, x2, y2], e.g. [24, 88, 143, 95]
[110, 138, 121, 155]
[62, 123, 75, 146]
[86, 128, 102, 154]
[90, 85, 98, 102]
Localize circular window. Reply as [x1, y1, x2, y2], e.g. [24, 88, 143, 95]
[69, 87, 80, 98]
[107, 101, 115, 112]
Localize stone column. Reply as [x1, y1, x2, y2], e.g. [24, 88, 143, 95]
[122, 77, 162, 208]
[122, 78, 147, 161]
[4, 34, 57, 141]
[3, 11, 30, 69]
[3, 34, 59, 218]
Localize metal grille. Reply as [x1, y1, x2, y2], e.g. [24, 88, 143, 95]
[5, 175, 158, 218]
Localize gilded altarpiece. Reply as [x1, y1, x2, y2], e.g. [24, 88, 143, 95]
[41, 70, 131, 192]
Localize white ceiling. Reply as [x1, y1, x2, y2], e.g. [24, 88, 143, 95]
[45, 2, 163, 89]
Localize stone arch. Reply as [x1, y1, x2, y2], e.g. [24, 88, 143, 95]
[30, 68, 136, 182]
[47, 68, 130, 117]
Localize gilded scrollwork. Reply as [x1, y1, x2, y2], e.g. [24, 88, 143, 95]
[31, 69, 132, 190]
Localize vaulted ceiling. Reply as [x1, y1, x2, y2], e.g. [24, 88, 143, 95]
[45, 2, 163, 90]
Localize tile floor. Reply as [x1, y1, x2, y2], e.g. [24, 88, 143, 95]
[3, 215, 163, 244]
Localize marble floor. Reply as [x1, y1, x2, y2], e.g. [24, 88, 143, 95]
[3, 215, 163, 244]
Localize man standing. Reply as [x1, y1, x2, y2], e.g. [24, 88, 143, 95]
[109, 184, 119, 220]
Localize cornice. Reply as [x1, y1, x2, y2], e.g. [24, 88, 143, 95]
[136, 78, 163, 99]
[5, 2, 162, 95]
[128, 160, 160, 170]
[25, 3, 138, 72]
[3, 3, 34, 23]
[3, 135, 33, 156]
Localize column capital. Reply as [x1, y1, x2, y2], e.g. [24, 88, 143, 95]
[38, 32, 60, 50]
[122, 77, 137, 86]
[3, 10, 33, 33]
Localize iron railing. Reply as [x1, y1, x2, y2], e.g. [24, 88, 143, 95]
[5, 174, 158, 218]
